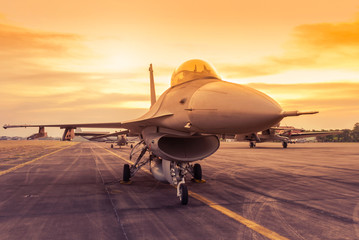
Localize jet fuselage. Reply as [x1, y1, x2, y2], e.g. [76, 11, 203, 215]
[127, 78, 284, 135]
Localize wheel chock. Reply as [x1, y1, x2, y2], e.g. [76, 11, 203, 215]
[191, 178, 206, 183]
[120, 180, 132, 185]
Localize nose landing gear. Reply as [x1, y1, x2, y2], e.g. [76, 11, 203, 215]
[177, 178, 188, 205]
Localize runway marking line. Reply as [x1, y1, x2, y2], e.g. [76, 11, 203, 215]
[0, 143, 78, 177]
[102, 147, 289, 240]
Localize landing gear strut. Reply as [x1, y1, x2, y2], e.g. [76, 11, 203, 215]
[169, 162, 190, 205]
[121, 141, 149, 182]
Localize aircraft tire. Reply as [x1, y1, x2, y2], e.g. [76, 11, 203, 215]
[193, 163, 202, 180]
[179, 184, 188, 205]
[111, 144, 113, 148]
[282, 142, 288, 148]
[123, 164, 131, 182]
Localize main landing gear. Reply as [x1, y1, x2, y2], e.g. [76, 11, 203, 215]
[249, 141, 256, 148]
[282, 141, 288, 148]
[123, 164, 131, 182]
[193, 163, 202, 181]
[121, 141, 148, 183]
[121, 141, 204, 205]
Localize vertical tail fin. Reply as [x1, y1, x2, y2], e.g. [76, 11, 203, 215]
[149, 64, 156, 107]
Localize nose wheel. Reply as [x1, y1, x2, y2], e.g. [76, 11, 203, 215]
[177, 179, 188, 205]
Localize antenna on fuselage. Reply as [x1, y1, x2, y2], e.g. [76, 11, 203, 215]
[149, 64, 156, 107]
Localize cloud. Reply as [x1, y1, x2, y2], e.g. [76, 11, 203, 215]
[246, 82, 359, 113]
[219, 17, 359, 78]
[292, 20, 359, 50]
[0, 88, 150, 128]
[0, 19, 153, 132]
[248, 82, 359, 95]
[245, 81, 359, 130]
[0, 20, 89, 90]
[0, 22, 81, 58]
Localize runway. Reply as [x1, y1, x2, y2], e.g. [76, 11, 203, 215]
[0, 141, 358, 240]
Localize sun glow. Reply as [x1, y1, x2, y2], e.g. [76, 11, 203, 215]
[118, 101, 151, 109]
[1, 1, 359, 137]
[226, 69, 359, 85]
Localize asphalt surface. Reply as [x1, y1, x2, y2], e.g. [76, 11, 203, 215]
[0, 141, 358, 240]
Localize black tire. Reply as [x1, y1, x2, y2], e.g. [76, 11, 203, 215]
[111, 144, 114, 148]
[123, 164, 131, 182]
[282, 142, 288, 148]
[193, 163, 202, 180]
[250, 142, 255, 148]
[179, 184, 188, 205]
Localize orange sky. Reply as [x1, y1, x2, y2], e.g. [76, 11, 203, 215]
[1, 0, 359, 137]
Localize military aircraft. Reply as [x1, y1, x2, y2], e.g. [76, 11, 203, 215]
[3, 59, 318, 205]
[75, 128, 130, 148]
[26, 126, 48, 140]
[236, 126, 340, 148]
[75, 129, 112, 141]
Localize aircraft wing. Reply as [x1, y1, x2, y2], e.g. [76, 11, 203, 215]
[3, 122, 124, 129]
[75, 131, 110, 137]
[3, 112, 174, 140]
[288, 131, 342, 139]
[271, 126, 304, 131]
[85, 130, 130, 141]
[3, 112, 174, 130]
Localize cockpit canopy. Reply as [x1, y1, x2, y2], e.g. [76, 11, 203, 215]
[170, 59, 221, 87]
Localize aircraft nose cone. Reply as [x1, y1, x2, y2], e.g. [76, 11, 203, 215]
[188, 81, 283, 134]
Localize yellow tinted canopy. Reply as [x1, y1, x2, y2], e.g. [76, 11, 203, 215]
[171, 59, 220, 87]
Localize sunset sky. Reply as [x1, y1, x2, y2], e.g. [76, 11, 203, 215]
[1, 0, 359, 137]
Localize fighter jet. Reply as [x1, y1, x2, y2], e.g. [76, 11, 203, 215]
[26, 126, 48, 140]
[236, 126, 339, 148]
[75, 128, 112, 142]
[75, 128, 130, 148]
[3, 59, 318, 204]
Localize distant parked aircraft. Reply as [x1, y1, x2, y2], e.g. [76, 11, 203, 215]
[236, 126, 340, 148]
